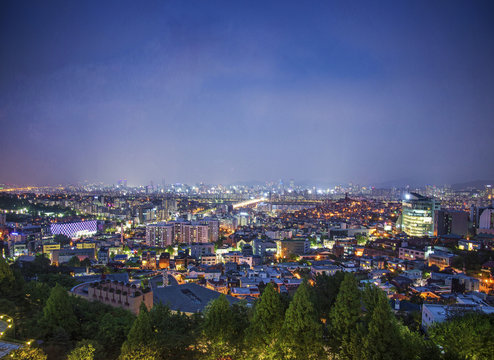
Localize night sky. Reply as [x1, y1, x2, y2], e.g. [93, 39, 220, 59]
[1, 0, 493, 186]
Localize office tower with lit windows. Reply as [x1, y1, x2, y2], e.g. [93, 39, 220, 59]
[401, 193, 440, 237]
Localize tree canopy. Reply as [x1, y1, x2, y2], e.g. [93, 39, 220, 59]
[41, 283, 78, 338]
[429, 312, 494, 360]
[279, 281, 324, 360]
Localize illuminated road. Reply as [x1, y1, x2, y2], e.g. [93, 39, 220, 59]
[197, 197, 266, 215]
[232, 198, 266, 209]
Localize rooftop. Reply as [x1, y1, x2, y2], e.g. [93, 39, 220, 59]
[153, 283, 239, 314]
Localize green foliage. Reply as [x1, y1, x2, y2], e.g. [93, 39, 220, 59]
[429, 312, 494, 360]
[398, 324, 442, 360]
[36, 273, 78, 290]
[121, 303, 154, 355]
[229, 302, 249, 354]
[40, 283, 78, 338]
[311, 271, 345, 321]
[8, 346, 47, 360]
[16, 254, 51, 279]
[247, 283, 285, 358]
[214, 237, 224, 250]
[0, 297, 16, 315]
[148, 304, 201, 359]
[451, 249, 494, 275]
[356, 234, 368, 245]
[278, 281, 324, 360]
[67, 340, 98, 360]
[361, 291, 402, 360]
[201, 294, 246, 359]
[81, 258, 92, 268]
[118, 346, 160, 360]
[54, 234, 71, 246]
[361, 283, 383, 324]
[67, 256, 81, 267]
[97, 312, 134, 358]
[0, 255, 15, 293]
[329, 273, 361, 359]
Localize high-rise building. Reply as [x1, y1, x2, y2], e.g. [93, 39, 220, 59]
[434, 210, 469, 236]
[146, 223, 174, 247]
[401, 193, 440, 237]
[478, 207, 494, 235]
[201, 217, 219, 242]
[183, 224, 209, 244]
[276, 238, 309, 259]
[470, 205, 494, 235]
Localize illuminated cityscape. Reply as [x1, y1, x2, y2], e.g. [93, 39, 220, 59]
[1, 1, 494, 359]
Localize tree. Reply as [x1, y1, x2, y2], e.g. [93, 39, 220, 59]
[214, 236, 225, 250]
[67, 340, 98, 360]
[149, 304, 200, 359]
[19, 254, 51, 279]
[0, 255, 15, 293]
[54, 234, 71, 246]
[41, 283, 78, 337]
[361, 283, 383, 324]
[329, 273, 361, 359]
[355, 234, 368, 246]
[201, 294, 237, 359]
[361, 291, 402, 360]
[278, 281, 324, 360]
[311, 271, 345, 321]
[429, 312, 494, 360]
[119, 347, 160, 360]
[97, 312, 134, 358]
[80, 258, 92, 269]
[229, 302, 249, 356]
[247, 283, 285, 358]
[9, 346, 47, 360]
[398, 324, 442, 360]
[67, 256, 81, 267]
[121, 303, 154, 355]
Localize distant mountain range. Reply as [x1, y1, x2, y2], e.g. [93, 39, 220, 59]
[230, 178, 494, 191]
[450, 180, 494, 190]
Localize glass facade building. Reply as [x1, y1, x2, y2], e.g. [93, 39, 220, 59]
[401, 193, 440, 237]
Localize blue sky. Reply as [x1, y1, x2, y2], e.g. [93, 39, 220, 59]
[1, 0, 493, 186]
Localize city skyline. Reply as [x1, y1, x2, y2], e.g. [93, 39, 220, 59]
[1, 0, 494, 185]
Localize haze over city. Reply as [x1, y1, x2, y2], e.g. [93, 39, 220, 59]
[1, 0, 494, 186]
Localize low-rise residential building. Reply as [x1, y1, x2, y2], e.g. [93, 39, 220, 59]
[428, 251, 455, 270]
[71, 280, 153, 315]
[422, 295, 494, 331]
[311, 264, 341, 277]
[51, 248, 95, 265]
[399, 246, 425, 261]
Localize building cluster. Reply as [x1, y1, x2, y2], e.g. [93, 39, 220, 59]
[145, 218, 219, 247]
[2, 183, 494, 331]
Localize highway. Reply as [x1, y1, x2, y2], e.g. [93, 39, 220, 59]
[232, 197, 266, 209]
